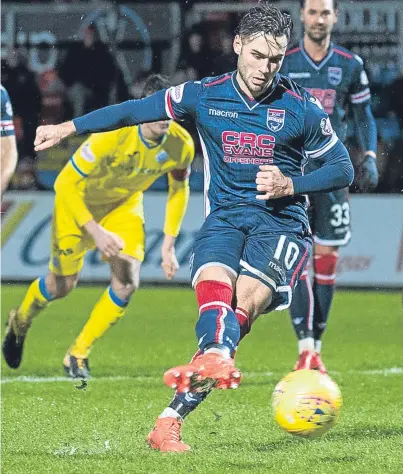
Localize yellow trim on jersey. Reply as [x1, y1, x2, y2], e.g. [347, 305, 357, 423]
[54, 121, 195, 233]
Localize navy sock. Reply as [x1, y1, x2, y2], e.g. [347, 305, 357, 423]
[289, 271, 314, 340]
[172, 305, 250, 420]
[312, 253, 338, 340]
[195, 280, 239, 353]
[169, 390, 210, 419]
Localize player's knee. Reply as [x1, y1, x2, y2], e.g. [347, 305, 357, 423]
[122, 280, 139, 299]
[110, 256, 140, 299]
[46, 273, 78, 299]
[236, 276, 273, 324]
[111, 274, 139, 301]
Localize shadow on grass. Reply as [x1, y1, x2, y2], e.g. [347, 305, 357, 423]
[321, 455, 359, 463]
[253, 424, 403, 453]
[325, 424, 403, 441]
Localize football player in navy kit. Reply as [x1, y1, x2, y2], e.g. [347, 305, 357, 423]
[34, 2, 354, 451]
[281, 0, 378, 373]
[1, 85, 18, 197]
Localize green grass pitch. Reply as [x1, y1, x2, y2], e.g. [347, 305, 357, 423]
[1, 285, 402, 473]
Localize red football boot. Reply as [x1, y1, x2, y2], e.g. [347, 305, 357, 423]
[294, 350, 327, 374]
[147, 417, 190, 452]
[163, 351, 242, 393]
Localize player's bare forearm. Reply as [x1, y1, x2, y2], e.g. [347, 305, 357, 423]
[83, 219, 101, 237]
[161, 234, 179, 280]
[84, 220, 124, 258]
[34, 121, 76, 151]
[162, 234, 176, 250]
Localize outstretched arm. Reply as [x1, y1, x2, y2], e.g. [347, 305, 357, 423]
[34, 82, 201, 152]
[34, 91, 169, 151]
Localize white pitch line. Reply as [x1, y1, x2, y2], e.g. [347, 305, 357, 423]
[1, 368, 402, 384]
[1, 375, 149, 384]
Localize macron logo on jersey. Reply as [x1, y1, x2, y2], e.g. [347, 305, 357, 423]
[209, 108, 238, 119]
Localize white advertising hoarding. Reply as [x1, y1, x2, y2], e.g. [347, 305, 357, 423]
[1, 192, 402, 288]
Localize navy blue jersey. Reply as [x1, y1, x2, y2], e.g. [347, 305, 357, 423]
[164, 72, 341, 228]
[281, 41, 371, 142]
[74, 72, 353, 233]
[1, 85, 15, 137]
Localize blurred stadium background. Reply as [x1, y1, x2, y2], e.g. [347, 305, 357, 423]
[1, 1, 402, 472]
[1, 0, 402, 287]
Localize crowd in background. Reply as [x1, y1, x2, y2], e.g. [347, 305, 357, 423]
[2, 9, 402, 194]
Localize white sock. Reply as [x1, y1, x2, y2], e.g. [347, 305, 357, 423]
[314, 340, 322, 353]
[159, 407, 180, 419]
[205, 347, 231, 358]
[298, 337, 315, 354]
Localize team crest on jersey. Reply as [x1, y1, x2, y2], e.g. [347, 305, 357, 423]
[320, 117, 333, 136]
[328, 67, 342, 86]
[156, 150, 168, 163]
[266, 109, 285, 132]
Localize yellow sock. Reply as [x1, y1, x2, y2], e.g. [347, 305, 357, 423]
[18, 277, 53, 331]
[70, 286, 129, 358]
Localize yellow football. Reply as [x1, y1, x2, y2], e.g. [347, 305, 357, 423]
[272, 369, 342, 438]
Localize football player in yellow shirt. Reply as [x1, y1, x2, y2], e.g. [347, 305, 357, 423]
[3, 75, 195, 378]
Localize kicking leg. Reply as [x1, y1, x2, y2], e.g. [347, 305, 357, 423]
[2, 272, 77, 369]
[164, 304, 251, 422]
[163, 266, 242, 392]
[148, 275, 270, 452]
[65, 254, 140, 378]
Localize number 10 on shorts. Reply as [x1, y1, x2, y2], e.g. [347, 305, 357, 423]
[273, 235, 300, 270]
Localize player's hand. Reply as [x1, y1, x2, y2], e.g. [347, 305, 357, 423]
[161, 245, 179, 280]
[34, 121, 76, 151]
[355, 155, 378, 192]
[92, 227, 124, 259]
[255, 165, 294, 200]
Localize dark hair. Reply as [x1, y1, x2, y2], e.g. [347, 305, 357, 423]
[236, 2, 293, 42]
[141, 74, 171, 97]
[300, 0, 338, 9]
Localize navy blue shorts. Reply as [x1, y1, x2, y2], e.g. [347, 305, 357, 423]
[190, 205, 312, 311]
[308, 188, 351, 246]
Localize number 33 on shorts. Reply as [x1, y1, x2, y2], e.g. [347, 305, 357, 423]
[330, 202, 350, 228]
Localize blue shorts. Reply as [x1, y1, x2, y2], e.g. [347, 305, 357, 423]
[190, 205, 312, 312]
[308, 188, 351, 247]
